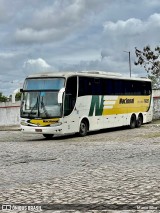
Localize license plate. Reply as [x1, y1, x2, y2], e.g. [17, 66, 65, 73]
[35, 129, 42, 132]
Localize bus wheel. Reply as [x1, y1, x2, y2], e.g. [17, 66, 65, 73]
[130, 114, 136, 129]
[78, 119, 88, 137]
[43, 134, 54, 139]
[136, 114, 143, 128]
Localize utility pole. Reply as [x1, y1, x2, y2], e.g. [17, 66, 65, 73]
[124, 51, 131, 77]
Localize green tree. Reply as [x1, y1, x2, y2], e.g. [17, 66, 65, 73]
[0, 92, 7, 102]
[15, 92, 22, 101]
[135, 45, 160, 88]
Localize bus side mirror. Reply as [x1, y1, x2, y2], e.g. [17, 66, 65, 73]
[58, 88, 65, 104]
[20, 88, 23, 92]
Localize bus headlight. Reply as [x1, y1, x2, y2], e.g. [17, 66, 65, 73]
[21, 121, 28, 126]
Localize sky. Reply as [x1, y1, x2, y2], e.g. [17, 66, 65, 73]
[0, 0, 160, 96]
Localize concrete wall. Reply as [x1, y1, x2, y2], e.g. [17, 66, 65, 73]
[0, 101, 20, 126]
[153, 89, 160, 120]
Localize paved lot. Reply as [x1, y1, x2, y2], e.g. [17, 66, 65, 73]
[0, 123, 160, 212]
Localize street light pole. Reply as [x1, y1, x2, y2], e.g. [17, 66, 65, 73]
[124, 51, 131, 77]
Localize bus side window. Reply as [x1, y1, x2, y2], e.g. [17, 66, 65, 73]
[78, 77, 93, 96]
[64, 76, 77, 116]
[92, 78, 101, 95]
[141, 82, 151, 95]
[107, 79, 115, 95]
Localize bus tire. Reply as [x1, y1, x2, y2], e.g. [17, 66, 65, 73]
[43, 134, 54, 139]
[130, 114, 136, 129]
[78, 119, 88, 137]
[136, 114, 143, 128]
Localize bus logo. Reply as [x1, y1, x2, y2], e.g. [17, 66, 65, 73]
[89, 95, 104, 116]
[119, 98, 134, 104]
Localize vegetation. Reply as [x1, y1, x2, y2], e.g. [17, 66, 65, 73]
[135, 45, 160, 88]
[15, 92, 22, 101]
[0, 92, 21, 102]
[0, 92, 7, 102]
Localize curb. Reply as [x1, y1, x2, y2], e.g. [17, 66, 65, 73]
[0, 126, 21, 131]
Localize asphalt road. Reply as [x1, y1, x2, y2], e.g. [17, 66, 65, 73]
[0, 124, 160, 212]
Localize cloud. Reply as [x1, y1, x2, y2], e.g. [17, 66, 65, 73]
[103, 13, 160, 37]
[0, 0, 13, 23]
[58, 57, 128, 73]
[101, 49, 110, 60]
[104, 18, 144, 36]
[148, 13, 160, 26]
[23, 58, 51, 74]
[0, 51, 26, 78]
[14, 0, 85, 43]
[29, 0, 108, 30]
[145, 0, 160, 7]
[15, 28, 59, 44]
[0, 0, 160, 96]
[14, 0, 109, 44]
[0, 51, 21, 59]
[101, 13, 160, 65]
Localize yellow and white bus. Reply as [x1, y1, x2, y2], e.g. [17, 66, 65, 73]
[20, 71, 153, 139]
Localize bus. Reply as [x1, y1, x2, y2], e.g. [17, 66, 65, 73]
[20, 71, 153, 139]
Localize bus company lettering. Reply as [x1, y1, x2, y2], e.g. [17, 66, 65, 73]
[119, 98, 134, 104]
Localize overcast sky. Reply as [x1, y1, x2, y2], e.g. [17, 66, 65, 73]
[0, 0, 160, 95]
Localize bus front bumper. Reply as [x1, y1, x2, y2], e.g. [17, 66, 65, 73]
[21, 125, 64, 135]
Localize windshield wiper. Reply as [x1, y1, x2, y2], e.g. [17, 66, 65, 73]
[28, 97, 38, 117]
[41, 98, 50, 117]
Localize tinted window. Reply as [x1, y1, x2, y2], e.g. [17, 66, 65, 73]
[78, 76, 151, 96]
[64, 76, 77, 116]
[78, 77, 93, 96]
[24, 78, 65, 90]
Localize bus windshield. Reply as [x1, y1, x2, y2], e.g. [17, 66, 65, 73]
[21, 91, 62, 118]
[21, 78, 65, 118]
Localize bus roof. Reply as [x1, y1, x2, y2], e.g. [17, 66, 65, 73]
[26, 71, 151, 82]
